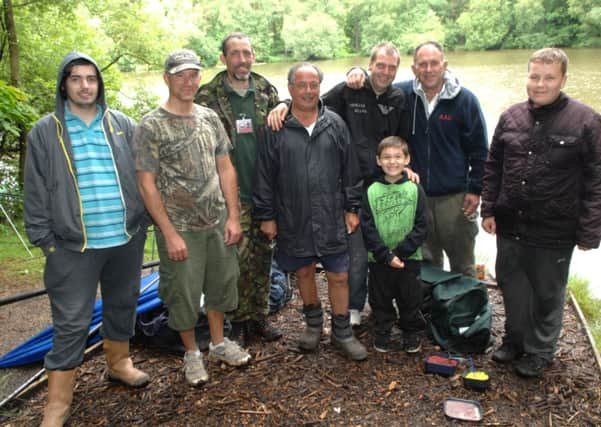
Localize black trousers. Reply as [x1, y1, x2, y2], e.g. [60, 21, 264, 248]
[496, 236, 573, 361]
[368, 260, 424, 336]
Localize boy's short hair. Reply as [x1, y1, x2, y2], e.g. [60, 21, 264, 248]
[377, 136, 410, 157]
[529, 48, 568, 75]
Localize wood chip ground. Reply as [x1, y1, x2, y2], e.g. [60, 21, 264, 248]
[1, 273, 600, 426]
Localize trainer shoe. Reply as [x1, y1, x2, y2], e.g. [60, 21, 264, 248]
[373, 334, 401, 353]
[208, 338, 251, 366]
[403, 332, 422, 354]
[183, 350, 208, 386]
[349, 309, 361, 326]
[331, 334, 368, 361]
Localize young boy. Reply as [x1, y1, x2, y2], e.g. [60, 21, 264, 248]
[360, 136, 428, 352]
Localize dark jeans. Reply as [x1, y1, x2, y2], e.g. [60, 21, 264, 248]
[496, 235, 573, 361]
[368, 261, 424, 336]
[44, 230, 146, 370]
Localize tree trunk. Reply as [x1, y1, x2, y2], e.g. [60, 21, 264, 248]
[4, 0, 19, 87]
[3, 0, 26, 188]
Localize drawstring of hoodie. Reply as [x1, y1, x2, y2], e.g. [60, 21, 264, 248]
[412, 95, 418, 136]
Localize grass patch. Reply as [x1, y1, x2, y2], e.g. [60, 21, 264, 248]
[568, 275, 601, 352]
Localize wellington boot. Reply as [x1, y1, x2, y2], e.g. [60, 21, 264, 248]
[40, 369, 75, 427]
[104, 339, 149, 387]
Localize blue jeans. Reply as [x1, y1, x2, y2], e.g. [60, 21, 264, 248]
[347, 227, 368, 311]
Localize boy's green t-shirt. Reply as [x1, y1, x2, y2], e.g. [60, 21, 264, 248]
[366, 179, 422, 262]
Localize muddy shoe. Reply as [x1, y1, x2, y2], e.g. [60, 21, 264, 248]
[251, 318, 283, 342]
[183, 350, 208, 386]
[331, 334, 367, 361]
[208, 338, 251, 367]
[298, 326, 322, 351]
[514, 353, 550, 378]
[492, 342, 520, 363]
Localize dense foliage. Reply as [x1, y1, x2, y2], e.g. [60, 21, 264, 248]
[1, 0, 600, 183]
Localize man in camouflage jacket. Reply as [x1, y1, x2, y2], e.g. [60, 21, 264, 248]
[195, 32, 282, 345]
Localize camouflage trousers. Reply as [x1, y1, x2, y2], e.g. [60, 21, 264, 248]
[228, 203, 273, 322]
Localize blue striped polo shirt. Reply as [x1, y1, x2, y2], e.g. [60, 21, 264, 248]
[65, 103, 129, 249]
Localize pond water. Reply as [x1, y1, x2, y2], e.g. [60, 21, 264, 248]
[124, 48, 601, 296]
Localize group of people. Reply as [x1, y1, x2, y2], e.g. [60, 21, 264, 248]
[23, 30, 600, 426]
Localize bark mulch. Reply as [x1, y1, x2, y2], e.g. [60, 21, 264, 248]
[1, 273, 601, 426]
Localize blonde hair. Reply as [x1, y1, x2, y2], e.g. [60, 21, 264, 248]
[529, 48, 568, 75]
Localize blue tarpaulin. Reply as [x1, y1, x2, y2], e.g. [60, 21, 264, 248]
[0, 272, 161, 369]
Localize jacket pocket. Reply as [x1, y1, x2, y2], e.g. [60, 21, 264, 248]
[547, 135, 579, 168]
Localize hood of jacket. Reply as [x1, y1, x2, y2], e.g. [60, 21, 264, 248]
[409, 69, 461, 134]
[412, 69, 461, 102]
[56, 51, 106, 120]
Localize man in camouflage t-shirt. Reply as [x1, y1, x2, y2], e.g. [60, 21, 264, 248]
[134, 49, 251, 387]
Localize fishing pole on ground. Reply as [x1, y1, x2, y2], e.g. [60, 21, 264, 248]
[0, 274, 160, 410]
[0, 260, 160, 308]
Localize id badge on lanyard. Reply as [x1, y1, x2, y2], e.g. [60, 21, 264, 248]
[236, 114, 253, 134]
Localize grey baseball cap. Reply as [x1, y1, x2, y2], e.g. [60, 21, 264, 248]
[164, 49, 202, 74]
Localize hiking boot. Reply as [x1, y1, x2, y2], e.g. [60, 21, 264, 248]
[298, 326, 322, 351]
[349, 309, 361, 326]
[492, 342, 520, 364]
[229, 321, 248, 348]
[208, 338, 251, 366]
[250, 318, 283, 342]
[331, 334, 368, 361]
[514, 354, 550, 378]
[403, 333, 422, 354]
[183, 350, 208, 386]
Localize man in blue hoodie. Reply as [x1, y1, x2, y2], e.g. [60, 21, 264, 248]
[24, 52, 149, 426]
[398, 41, 487, 277]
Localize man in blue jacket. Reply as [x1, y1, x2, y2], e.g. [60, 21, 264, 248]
[24, 52, 149, 426]
[399, 41, 488, 277]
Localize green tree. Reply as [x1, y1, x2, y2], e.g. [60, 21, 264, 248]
[568, 0, 601, 46]
[360, 0, 444, 55]
[282, 11, 344, 59]
[503, 0, 547, 48]
[457, 0, 513, 50]
[0, 80, 36, 160]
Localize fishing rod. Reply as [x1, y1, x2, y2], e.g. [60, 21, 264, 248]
[0, 260, 160, 308]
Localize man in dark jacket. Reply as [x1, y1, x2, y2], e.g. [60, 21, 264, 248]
[268, 42, 411, 326]
[195, 32, 282, 345]
[24, 52, 149, 426]
[481, 48, 601, 378]
[254, 63, 367, 361]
